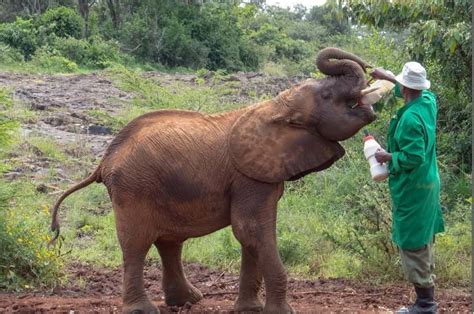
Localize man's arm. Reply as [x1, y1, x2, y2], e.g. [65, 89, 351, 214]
[370, 68, 397, 83]
[389, 116, 427, 173]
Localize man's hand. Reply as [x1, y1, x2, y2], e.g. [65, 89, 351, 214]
[370, 68, 396, 83]
[375, 148, 392, 164]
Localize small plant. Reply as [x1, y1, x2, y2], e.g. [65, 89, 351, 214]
[27, 137, 66, 161]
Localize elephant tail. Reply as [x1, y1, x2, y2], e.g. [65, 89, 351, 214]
[48, 166, 102, 247]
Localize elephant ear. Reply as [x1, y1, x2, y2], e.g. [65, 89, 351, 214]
[229, 103, 345, 183]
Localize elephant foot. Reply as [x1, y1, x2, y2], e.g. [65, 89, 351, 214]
[164, 281, 203, 306]
[122, 300, 159, 314]
[234, 297, 264, 312]
[263, 302, 294, 314]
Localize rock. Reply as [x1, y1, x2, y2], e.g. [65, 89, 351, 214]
[36, 183, 49, 193]
[223, 75, 240, 82]
[4, 171, 22, 180]
[31, 102, 48, 110]
[87, 125, 112, 135]
[246, 72, 262, 79]
[70, 112, 88, 120]
[44, 116, 66, 127]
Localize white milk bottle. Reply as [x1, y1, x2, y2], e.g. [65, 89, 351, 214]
[363, 130, 389, 182]
[360, 72, 395, 106]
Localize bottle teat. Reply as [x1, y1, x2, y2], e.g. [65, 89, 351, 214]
[363, 129, 374, 141]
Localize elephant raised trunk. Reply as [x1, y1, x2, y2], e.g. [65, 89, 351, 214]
[316, 47, 371, 99]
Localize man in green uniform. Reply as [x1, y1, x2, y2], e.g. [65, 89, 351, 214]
[371, 62, 445, 314]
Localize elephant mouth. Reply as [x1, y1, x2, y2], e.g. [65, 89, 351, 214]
[352, 102, 377, 122]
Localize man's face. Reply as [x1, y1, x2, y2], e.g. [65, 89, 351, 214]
[400, 85, 406, 96]
[400, 85, 410, 103]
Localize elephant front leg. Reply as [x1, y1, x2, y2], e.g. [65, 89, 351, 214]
[155, 241, 203, 306]
[258, 237, 293, 313]
[231, 181, 294, 314]
[234, 246, 263, 312]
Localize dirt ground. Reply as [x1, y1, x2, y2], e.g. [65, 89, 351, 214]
[0, 71, 471, 313]
[0, 262, 471, 313]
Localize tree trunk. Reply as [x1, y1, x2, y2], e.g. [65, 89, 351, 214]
[78, 0, 89, 37]
[106, 0, 121, 29]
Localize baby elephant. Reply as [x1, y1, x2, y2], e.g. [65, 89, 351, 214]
[50, 47, 376, 313]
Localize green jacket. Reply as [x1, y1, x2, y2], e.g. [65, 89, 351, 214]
[387, 83, 445, 250]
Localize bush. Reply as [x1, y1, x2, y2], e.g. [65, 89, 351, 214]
[38, 6, 83, 39]
[30, 47, 79, 73]
[0, 17, 37, 60]
[52, 36, 126, 69]
[159, 18, 209, 69]
[0, 43, 23, 65]
[85, 37, 124, 68]
[0, 181, 64, 291]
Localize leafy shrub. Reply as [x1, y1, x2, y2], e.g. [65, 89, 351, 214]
[85, 37, 124, 68]
[52, 36, 126, 69]
[0, 17, 37, 60]
[0, 181, 64, 291]
[38, 6, 83, 39]
[30, 47, 78, 73]
[158, 18, 209, 69]
[52, 36, 89, 65]
[0, 43, 23, 65]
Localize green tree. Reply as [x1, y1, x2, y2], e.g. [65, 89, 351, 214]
[345, 0, 472, 172]
[38, 6, 84, 39]
[0, 17, 37, 60]
[307, 0, 351, 34]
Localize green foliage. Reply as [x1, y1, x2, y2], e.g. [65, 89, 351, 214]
[0, 181, 64, 291]
[30, 47, 79, 73]
[52, 36, 126, 69]
[107, 65, 237, 113]
[436, 210, 472, 286]
[0, 17, 37, 60]
[307, 0, 351, 34]
[159, 17, 209, 69]
[27, 137, 67, 161]
[0, 91, 63, 291]
[0, 43, 24, 65]
[0, 87, 19, 173]
[345, 0, 472, 172]
[61, 184, 123, 267]
[38, 6, 83, 39]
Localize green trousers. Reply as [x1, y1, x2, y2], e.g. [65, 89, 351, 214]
[399, 240, 435, 288]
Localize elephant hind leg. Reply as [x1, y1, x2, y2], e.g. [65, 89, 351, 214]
[114, 201, 159, 314]
[155, 240, 203, 306]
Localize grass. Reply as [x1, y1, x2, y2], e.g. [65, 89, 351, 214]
[27, 137, 67, 161]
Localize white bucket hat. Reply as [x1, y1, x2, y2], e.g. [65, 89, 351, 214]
[395, 61, 430, 90]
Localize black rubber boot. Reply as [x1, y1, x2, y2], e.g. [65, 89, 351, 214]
[397, 286, 437, 314]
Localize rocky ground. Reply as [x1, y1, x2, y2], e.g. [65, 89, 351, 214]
[0, 71, 471, 313]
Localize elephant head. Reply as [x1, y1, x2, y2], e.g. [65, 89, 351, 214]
[229, 47, 376, 183]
